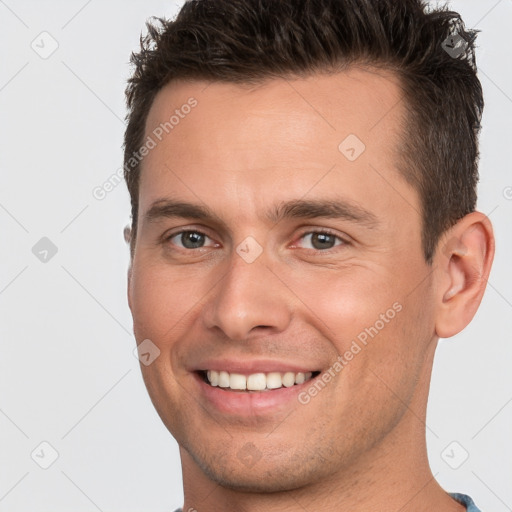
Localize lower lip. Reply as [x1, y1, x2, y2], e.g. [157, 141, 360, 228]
[193, 372, 315, 416]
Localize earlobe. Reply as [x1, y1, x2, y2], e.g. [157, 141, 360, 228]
[434, 212, 495, 339]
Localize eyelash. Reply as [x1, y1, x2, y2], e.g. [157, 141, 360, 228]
[163, 228, 349, 252]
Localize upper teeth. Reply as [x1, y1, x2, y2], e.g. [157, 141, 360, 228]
[206, 370, 313, 391]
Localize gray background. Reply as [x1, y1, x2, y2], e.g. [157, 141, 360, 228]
[0, 0, 510, 510]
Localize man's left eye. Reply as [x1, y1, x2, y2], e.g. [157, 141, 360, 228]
[296, 231, 345, 250]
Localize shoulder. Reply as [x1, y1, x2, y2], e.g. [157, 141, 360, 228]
[450, 493, 483, 512]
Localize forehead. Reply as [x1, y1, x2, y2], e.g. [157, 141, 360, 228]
[139, 69, 411, 219]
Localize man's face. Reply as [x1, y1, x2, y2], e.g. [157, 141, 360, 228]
[128, 70, 438, 492]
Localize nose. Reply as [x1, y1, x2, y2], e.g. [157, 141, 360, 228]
[201, 249, 293, 342]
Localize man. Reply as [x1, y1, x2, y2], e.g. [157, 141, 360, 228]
[123, 0, 494, 510]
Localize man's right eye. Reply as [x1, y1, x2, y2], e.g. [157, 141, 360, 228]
[165, 230, 218, 250]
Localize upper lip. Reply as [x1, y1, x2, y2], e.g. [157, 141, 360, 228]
[192, 359, 319, 375]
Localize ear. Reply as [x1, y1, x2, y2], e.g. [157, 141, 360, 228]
[124, 225, 132, 245]
[124, 225, 133, 311]
[434, 212, 495, 339]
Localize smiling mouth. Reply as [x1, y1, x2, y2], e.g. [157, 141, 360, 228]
[198, 370, 321, 392]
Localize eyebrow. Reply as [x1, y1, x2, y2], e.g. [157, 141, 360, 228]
[144, 197, 379, 228]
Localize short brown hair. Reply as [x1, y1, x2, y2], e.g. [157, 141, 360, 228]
[124, 0, 483, 263]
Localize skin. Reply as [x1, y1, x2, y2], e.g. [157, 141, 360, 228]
[126, 69, 494, 511]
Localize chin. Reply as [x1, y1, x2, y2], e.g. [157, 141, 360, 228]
[198, 462, 311, 493]
[182, 439, 331, 494]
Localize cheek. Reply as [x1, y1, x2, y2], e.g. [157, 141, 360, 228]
[129, 262, 194, 428]
[286, 265, 398, 347]
[129, 258, 202, 341]
[289, 263, 434, 393]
